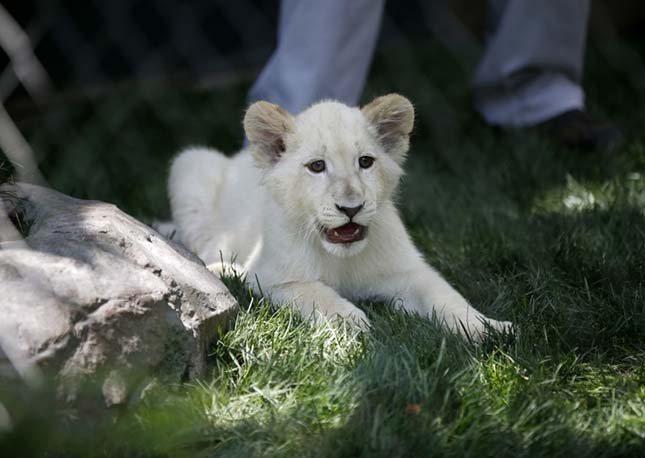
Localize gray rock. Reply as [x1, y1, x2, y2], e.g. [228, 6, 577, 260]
[0, 183, 238, 407]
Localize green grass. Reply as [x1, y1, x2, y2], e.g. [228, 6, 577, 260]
[2, 40, 645, 456]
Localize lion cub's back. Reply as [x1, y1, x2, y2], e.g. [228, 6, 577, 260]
[169, 147, 264, 267]
[214, 150, 265, 265]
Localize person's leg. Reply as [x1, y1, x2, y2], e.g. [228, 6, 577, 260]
[473, 0, 589, 127]
[248, 0, 385, 115]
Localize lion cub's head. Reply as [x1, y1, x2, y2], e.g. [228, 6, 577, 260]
[244, 94, 414, 258]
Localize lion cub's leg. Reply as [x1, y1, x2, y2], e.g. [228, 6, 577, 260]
[383, 267, 511, 340]
[266, 281, 369, 328]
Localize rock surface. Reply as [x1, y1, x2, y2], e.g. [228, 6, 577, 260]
[0, 183, 238, 406]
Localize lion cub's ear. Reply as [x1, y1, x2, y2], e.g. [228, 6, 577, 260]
[244, 101, 295, 168]
[361, 94, 414, 163]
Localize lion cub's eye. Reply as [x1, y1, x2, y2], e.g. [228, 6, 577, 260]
[358, 156, 375, 169]
[306, 160, 326, 173]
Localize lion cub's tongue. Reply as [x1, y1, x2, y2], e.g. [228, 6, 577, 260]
[326, 222, 365, 244]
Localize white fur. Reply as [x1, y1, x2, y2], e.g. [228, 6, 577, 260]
[168, 95, 511, 339]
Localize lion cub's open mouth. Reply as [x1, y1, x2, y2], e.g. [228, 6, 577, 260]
[322, 222, 367, 244]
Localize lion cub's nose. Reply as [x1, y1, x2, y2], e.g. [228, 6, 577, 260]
[336, 204, 363, 219]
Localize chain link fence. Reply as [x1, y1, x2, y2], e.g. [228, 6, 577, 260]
[1, 0, 645, 219]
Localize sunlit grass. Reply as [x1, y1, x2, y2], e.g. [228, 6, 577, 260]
[533, 172, 645, 214]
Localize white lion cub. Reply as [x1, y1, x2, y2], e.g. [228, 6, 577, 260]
[168, 94, 511, 338]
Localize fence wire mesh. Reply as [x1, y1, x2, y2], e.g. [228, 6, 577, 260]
[1, 0, 645, 220]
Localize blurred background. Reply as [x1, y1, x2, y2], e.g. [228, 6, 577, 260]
[2, 0, 645, 220]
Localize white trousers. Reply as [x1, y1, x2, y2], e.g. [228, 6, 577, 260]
[248, 0, 385, 115]
[248, 0, 590, 127]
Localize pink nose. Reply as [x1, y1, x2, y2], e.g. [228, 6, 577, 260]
[335, 204, 363, 219]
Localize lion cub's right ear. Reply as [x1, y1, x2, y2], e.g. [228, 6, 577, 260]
[244, 101, 295, 168]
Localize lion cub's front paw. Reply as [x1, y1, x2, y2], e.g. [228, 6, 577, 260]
[489, 319, 513, 333]
[343, 307, 370, 330]
[465, 318, 513, 342]
[313, 302, 370, 331]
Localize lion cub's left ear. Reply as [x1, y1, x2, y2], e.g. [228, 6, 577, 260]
[244, 101, 295, 168]
[362, 94, 414, 164]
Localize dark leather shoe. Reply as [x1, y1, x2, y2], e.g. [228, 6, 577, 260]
[536, 109, 623, 153]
